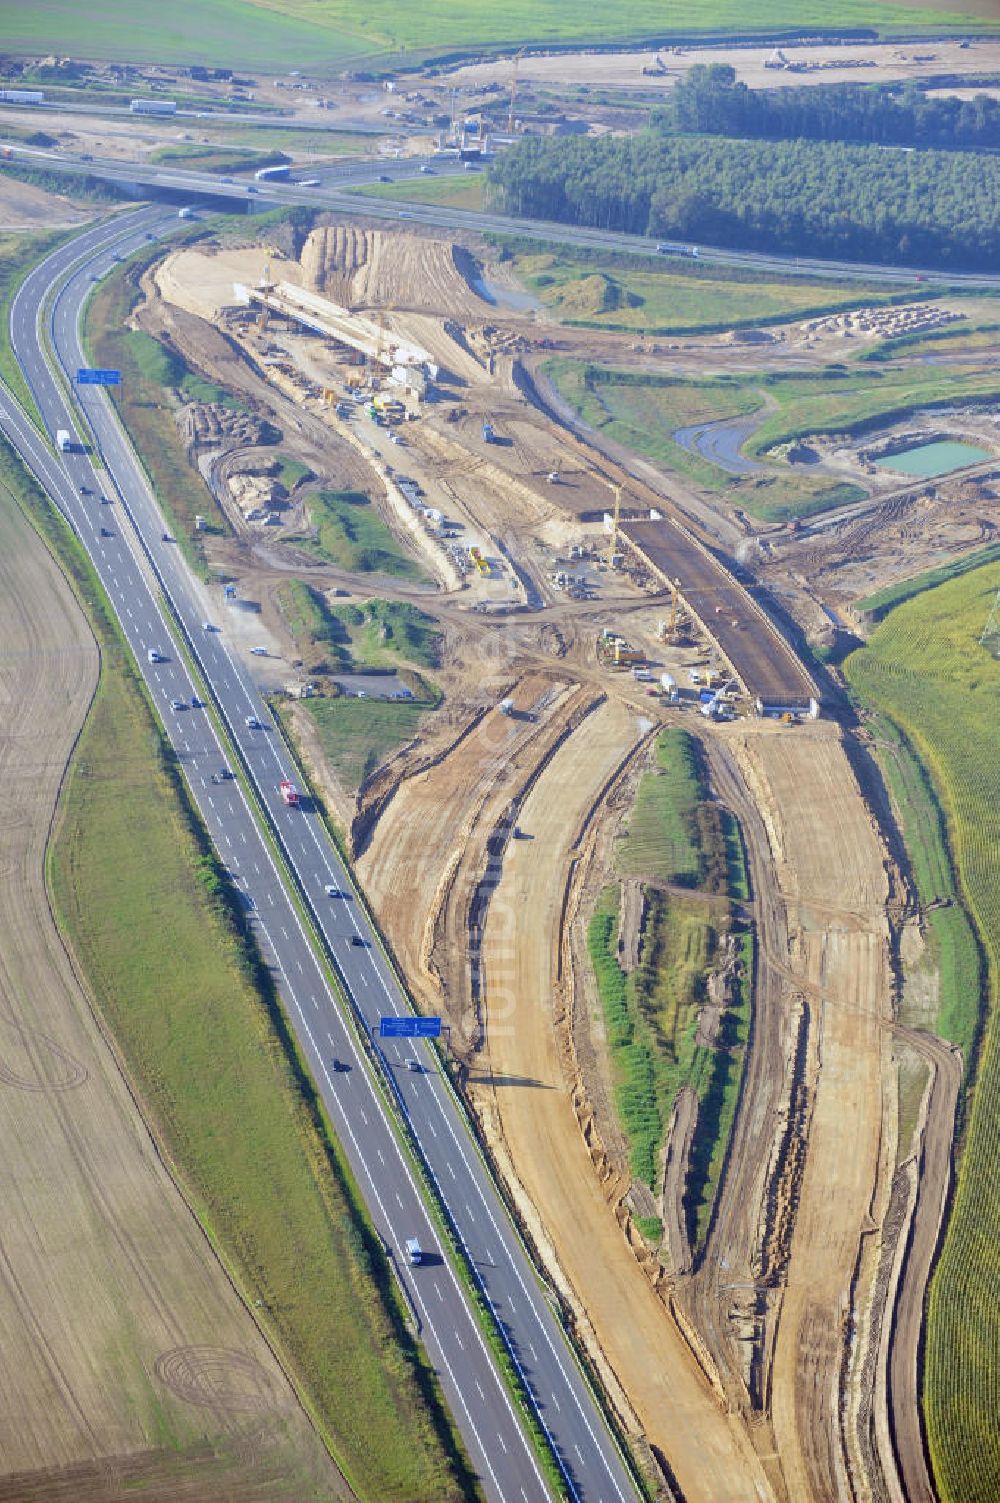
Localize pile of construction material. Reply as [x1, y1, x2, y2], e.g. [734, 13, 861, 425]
[178, 402, 277, 449]
[800, 304, 964, 341]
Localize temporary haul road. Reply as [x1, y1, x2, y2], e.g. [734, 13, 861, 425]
[7, 138, 1000, 290]
[2, 210, 640, 1503]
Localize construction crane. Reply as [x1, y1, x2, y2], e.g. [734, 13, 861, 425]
[256, 251, 277, 334]
[605, 481, 623, 568]
[507, 47, 526, 134]
[666, 577, 681, 638]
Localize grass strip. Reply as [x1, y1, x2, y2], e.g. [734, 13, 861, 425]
[0, 225, 77, 432]
[0, 434, 473, 1502]
[844, 561, 1000, 1503]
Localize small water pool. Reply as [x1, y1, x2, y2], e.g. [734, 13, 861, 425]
[470, 274, 541, 312]
[875, 439, 990, 478]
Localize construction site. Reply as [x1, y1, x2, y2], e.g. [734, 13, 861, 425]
[96, 206, 992, 1503]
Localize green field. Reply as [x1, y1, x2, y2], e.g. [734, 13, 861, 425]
[844, 562, 1000, 1503]
[278, 582, 440, 676]
[513, 248, 908, 335]
[2, 0, 994, 72]
[545, 353, 1000, 522]
[589, 729, 751, 1250]
[355, 173, 487, 212]
[0, 443, 469, 1502]
[544, 359, 864, 522]
[303, 691, 436, 789]
[293, 488, 425, 580]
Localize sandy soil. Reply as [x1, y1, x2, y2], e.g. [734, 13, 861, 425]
[0, 491, 339, 1495]
[475, 697, 774, 1503]
[443, 38, 1000, 93]
[733, 726, 892, 1502]
[0, 175, 91, 230]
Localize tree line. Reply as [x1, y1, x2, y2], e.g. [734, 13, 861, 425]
[486, 131, 1000, 269]
[652, 63, 1000, 151]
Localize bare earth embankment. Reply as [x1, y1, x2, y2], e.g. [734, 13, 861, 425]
[0, 486, 338, 1499]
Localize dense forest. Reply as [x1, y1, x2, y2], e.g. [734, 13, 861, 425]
[486, 132, 1000, 268]
[652, 64, 1000, 150]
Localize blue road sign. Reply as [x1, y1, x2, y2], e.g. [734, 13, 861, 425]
[77, 368, 121, 386]
[379, 1016, 442, 1039]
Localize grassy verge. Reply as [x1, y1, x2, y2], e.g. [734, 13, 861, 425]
[0, 225, 77, 430]
[0, 435, 472, 1501]
[353, 173, 486, 212]
[843, 560, 1000, 1503]
[303, 691, 437, 790]
[292, 487, 425, 580]
[84, 250, 238, 574]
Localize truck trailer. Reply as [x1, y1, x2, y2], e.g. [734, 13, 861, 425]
[130, 98, 177, 115]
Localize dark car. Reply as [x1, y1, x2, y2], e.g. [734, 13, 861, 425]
[350, 934, 366, 948]
[331, 1057, 349, 1072]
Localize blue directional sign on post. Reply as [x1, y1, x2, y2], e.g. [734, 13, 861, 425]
[379, 1016, 442, 1039]
[77, 368, 121, 386]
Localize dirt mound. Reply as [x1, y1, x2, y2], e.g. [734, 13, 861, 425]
[553, 273, 636, 317]
[298, 227, 487, 318]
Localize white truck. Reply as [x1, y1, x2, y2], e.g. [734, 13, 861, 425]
[56, 428, 74, 453]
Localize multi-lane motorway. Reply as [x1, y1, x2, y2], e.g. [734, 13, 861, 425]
[6, 135, 1000, 290]
[1, 211, 641, 1503]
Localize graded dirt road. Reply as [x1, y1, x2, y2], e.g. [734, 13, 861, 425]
[476, 698, 774, 1503]
[734, 727, 892, 1503]
[0, 485, 338, 1496]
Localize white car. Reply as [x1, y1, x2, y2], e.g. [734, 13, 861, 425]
[245, 714, 260, 729]
[202, 621, 217, 632]
[324, 883, 341, 897]
[169, 698, 186, 711]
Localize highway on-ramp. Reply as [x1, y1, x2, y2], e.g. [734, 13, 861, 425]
[3, 211, 641, 1503]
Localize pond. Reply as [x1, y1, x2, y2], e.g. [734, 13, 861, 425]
[875, 439, 991, 479]
[470, 274, 541, 312]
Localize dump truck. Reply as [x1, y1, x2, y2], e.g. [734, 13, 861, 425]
[279, 779, 300, 807]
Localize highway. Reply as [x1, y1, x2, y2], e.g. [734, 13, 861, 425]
[6, 137, 1000, 290]
[2, 213, 641, 1503]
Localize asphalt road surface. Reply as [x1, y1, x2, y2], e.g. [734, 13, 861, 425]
[6, 139, 1000, 290]
[2, 211, 640, 1503]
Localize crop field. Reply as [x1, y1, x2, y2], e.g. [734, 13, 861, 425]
[3, 0, 992, 72]
[514, 249, 904, 334]
[356, 174, 487, 212]
[844, 561, 1000, 1503]
[293, 488, 426, 579]
[47, 533, 466, 1502]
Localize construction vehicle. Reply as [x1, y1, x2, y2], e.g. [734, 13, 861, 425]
[279, 779, 300, 807]
[482, 421, 496, 443]
[469, 545, 490, 576]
